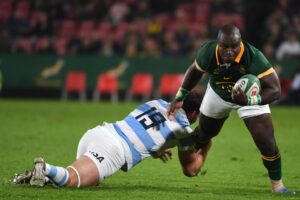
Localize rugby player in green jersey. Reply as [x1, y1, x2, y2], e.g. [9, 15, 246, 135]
[167, 24, 295, 194]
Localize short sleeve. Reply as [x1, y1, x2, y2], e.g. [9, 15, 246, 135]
[195, 41, 216, 72]
[248, 50, 274, 77]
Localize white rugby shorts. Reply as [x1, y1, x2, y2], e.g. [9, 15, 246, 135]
[200, 84, 270, 119]
[76, 124, 130, 182]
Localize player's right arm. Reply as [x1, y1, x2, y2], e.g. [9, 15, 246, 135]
[168, 41, 214, 119]
[178, 140, 212, 177]
[167, 62, 204, 119]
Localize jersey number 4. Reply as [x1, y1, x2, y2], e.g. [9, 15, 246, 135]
[135, 107, 166, 130]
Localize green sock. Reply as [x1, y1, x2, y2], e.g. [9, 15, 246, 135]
[262, 153, 282, 181]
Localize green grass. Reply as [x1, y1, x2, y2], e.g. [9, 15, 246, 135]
[0, 99, 299, 200]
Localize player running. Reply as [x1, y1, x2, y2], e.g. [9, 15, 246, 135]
[167, 24, 295, 194]
[11, 91, 211, 188]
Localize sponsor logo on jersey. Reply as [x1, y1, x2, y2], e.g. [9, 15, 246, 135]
[89, 151, 104, 163]
[220, 63, 231, 69]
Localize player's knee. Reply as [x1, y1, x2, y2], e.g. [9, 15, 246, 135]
[65, 168, 79, 188]
[257, 139, 278, 156]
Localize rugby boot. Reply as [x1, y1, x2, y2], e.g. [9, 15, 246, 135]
[30, 157, 46, 187]
[275, 188, 296, 195]
[11, 170, 32, 184]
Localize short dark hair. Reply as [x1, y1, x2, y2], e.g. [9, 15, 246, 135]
[217, 24, 241, 41]
[182, 91, 203, 114]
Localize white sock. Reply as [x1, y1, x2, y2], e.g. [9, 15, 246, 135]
[45, 163, 69, 186]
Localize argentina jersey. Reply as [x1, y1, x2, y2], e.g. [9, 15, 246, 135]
[113, 99, 193, 170]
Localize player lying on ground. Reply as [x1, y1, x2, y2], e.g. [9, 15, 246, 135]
[12, 91, 211, 188]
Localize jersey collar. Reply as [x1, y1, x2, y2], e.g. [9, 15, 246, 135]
[215, 41, 245, 65]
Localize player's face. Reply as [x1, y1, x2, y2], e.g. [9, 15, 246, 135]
[218, 34, 241, 63]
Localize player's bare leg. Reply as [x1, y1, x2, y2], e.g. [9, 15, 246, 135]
[65, 155, 99, 187]
[244, 113, 295, 194]
[22, 155, 100, 188]
[195, 114, 227, 147]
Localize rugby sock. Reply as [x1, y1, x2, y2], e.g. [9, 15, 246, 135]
[45, 163, 69, 186]
[262, 153, 282, 181]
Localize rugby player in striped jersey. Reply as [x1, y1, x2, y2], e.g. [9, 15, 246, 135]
[12, 91, 211, 188]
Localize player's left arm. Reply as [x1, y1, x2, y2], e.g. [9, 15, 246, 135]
[232, 70, 281, 106]
[233, 49, 281, 105]
[254, 50, 281, 105]
[258, 71, 281, 105]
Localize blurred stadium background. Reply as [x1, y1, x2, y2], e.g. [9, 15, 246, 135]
[0, 0, 300, 103]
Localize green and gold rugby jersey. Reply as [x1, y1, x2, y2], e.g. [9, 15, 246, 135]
[194, 40, 275, 102]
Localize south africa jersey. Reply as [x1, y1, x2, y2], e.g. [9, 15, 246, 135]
[112, 99, 194, 170]
[194, 40, 275, 102]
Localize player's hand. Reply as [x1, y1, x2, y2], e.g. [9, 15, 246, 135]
[152, 149, 172, 163]
[167, 100, 183, 120]
[231, 87, 247, 105]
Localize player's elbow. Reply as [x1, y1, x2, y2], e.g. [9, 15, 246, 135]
[270, 86, 281, 102]
[182, 166, 201, 177]
[275, 87, 281, 100]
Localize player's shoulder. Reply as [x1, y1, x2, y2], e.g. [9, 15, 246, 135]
[243, 40, 272, 72]
[195, 40, 217, 71]
[197, 40, 217, 53]
[243, 40, 265, 58]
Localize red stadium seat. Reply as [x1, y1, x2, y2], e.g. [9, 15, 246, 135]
[113, 22, 129, 44]
[187, 22, 204, 37]
[62, 71, 87, 101]
[136, 21, 147, 36]
[80, 20, 95, 30]
[93, 74, 118, 103]
[231, 14, 245, 31]
[97, 21, 112, 32]
[16, 0, 30, 11]
[13, 38, 33, 53]
[177, 3, 193, 13]
[157, 74, 184, 99]
[57, 20, 77, 39]
[33, 37, 53, 53]
[53, 37, 69, 55]
[96, 22, 112, 42]
[78, 20, 95, 39]
[0, 0, 12, 22]
[154, 13, 172, 26]
[212, 13, 244, 31]
[15, 0, 31, 19]
[127, 73, 153, 101]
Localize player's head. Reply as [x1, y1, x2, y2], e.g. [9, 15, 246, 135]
[182, 91, 203, 124]
[217, 24, 241, 63]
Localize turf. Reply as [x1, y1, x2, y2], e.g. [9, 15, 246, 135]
[0, 99, 299, 200]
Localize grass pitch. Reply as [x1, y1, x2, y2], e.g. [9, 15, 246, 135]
[0, 99, 299, 200]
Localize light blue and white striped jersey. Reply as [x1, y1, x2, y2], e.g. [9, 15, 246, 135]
[113, 99, 194, 171]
